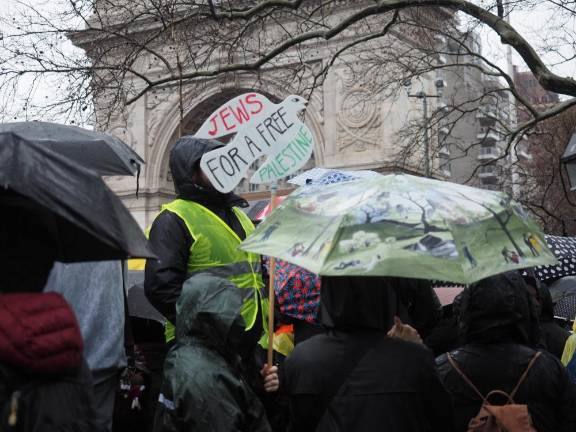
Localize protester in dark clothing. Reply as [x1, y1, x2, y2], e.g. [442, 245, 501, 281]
[539, 285, 570, 360]
[152, 274, 272, 432]
[0, 292, 99, 430]
[144, 184, 249, 323]
[144, 136, 265, 365]
[424, 303, 461, 357]
[45, 261, 126, 432]
[394, 278, 443, 340]
[425, 293, 464, 356]
[282, 276, 454, 432]
[293, 320, 324, 345]
[0, 197, 99, 430]
[436, 272, 576, 432]
[144, 137, 251, 323]
[538, 284, 570, 359]
[523, 273, 570, 358]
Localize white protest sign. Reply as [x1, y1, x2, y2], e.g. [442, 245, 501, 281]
[196, 92, 315, 193]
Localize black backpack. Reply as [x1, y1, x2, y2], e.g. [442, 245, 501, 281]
[0, 365, 99, 432]
[0, 365, 33, 432]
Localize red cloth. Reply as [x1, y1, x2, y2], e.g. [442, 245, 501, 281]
[0, 292, 84, 374]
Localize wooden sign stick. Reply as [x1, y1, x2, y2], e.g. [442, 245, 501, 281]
[267, 182, 278, 367]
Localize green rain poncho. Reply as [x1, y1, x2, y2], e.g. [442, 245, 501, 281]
[153, 274, 271, 432]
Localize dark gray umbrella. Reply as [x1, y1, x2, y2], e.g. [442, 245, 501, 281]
[0, 132, 155, 261]
[128, 282, 165, 323]
[0, 121, 143, 176]
[548, 276, 576, 321]
[126, 270, 165, 322]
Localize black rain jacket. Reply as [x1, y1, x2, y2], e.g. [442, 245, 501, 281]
[436, 272, 576, 432]
[539, 285, 570, 359]
[282, 276, 454, 432]
[144, 136, 248, 324]
[0, 293, 99, 431]
[152, 274, 271, 432]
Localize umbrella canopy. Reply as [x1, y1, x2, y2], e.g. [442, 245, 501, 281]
[548, 276, 576, 321]
[0, 132, 155, 261]
[126, 260, 165, 323]
[240, 174, 556, 284]
[272, 259, 320, 324]
[554, 296, 576, 322]
[531, 235, 576, 281]
[0, 121, 143, 176]
[249, 168, 376, 221]
[128, 282, 166, 323]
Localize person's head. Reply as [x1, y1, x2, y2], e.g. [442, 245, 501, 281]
[169, 136, 224, 196]
[522, 271, 555, 322]
[1, 190, 58, 292]
[175, 274, 245, 354]
[320, 276, 398, 332]
[458, 271, 540, 346]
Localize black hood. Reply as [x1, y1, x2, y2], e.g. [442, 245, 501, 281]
[320, 276, 398, 331]
[458, 271, 540, 346]
[169, 136, 248, 208]
[538, 285, 555, 322]
[169, 136, 223, 195]
[522, 271, 554, 322]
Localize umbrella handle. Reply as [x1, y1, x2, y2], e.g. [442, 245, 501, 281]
[267, 183, 278, 367]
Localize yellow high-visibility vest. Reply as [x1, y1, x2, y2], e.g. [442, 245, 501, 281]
[561, 319, 576, 367]
[161, 199, 266, 343]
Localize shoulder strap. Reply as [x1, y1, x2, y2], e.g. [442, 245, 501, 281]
[510, 351, 541, 399]
[447, 351, 542, 403]
[447, 353, 486, 401]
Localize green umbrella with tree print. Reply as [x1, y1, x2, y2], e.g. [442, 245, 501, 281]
[239, 174, 556, 285]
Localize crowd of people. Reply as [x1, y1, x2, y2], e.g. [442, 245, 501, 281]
[2, 136, 576, 432]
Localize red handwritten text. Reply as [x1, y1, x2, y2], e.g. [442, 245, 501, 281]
[207, 93, 265, 136]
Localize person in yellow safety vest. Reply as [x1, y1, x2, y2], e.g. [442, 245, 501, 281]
[144, 136, 267, 363]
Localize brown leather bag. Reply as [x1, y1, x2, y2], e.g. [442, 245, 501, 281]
[447, 352, 541, 432]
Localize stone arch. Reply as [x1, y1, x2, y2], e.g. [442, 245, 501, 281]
[147, 76, 324, 196]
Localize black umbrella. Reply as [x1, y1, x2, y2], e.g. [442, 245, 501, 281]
[126, 269, 165, 322]
[548, 276, 576, 321]
[128, 282, 165, 323]
[0, 121, 143, 176]
[532, 235, 576, 281]
[0, 132, 155, 261]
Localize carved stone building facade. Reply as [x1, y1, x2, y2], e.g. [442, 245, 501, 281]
[72, 2, 451, 228]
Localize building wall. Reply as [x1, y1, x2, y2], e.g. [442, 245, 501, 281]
[513, 66, 560, 123]
[72, 3, 533, 229]
[72, 2, 455, 227]
[435, 32, 513, 191]
[512, 66, 562, 209]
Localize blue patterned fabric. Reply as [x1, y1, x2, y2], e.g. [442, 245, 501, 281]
[315, 171, 358, 185]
